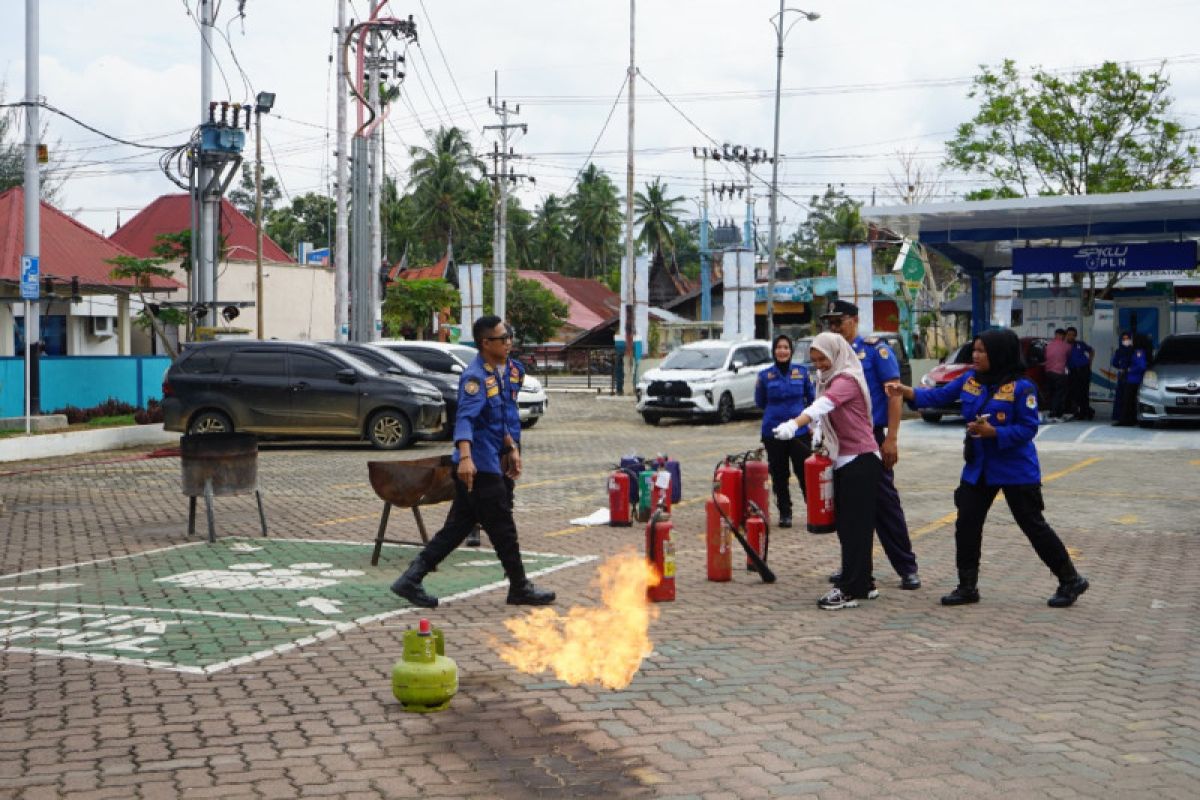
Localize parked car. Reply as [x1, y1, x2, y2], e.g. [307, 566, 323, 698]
[161, 340, 445, 449]
[1137, 333, 1200, 425]
[376, 340, 549, 428]
[321, 341, 458, 438]
[792, 332, 912, 388]
[916, 336, 1047, 423]
[635, 339, 772, 425]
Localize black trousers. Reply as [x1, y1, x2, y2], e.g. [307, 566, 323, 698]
[1116, 380, 1140, 425]
[952, 480, 1070, 577]
[762, 433, 811, 517]
[1068, 369, 1092, 418]
[833, 454, 882, 598]
[1046, 372, 1068, 418]
[872, 426, 918, 576]
[419, 472, 526, 586]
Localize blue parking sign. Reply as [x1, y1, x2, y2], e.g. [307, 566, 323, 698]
[20, 255, 39, 300]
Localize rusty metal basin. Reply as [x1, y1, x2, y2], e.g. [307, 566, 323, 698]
[180, 433, 259, 497]
[367, 455, 457, 508]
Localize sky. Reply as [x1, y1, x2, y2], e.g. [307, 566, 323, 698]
[3, 0, 1200, 245]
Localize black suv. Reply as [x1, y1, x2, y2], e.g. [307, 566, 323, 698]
[161, 340, 445, 449]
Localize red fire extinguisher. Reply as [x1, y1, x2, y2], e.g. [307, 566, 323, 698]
[650, 468, 672, 513]
[705, 492, 733, 582]
[646, 509, 676, 602]
[804, 449, 836, 533]
[715, 461, 744, 530]
[744, 458, 771, 527]
[744, 505, 768, 570]
[608, 470, 631, 527]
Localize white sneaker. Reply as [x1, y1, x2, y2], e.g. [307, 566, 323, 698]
[817, 587, 859, 610]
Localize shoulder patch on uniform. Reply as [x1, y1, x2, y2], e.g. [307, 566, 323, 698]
[510, 366, 520, 380]
[1025, 393, 1038, 409]
[877, 347, 889, 359]
[765, 371, 776, 380]
[856, 351, 867, 360]
[964, 377, 982, 395]
[790, 367, 801, 378]
[464, 379, 480, 395]
[996, 411, 1007, 422]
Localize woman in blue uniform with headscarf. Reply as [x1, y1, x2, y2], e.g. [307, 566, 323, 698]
[755, 334, 815, 528]
[888, 329, 1090, 608]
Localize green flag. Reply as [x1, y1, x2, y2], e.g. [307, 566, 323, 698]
[892, 240, 927, 283]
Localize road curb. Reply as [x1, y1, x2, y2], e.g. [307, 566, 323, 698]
[0, 424, 178, 463]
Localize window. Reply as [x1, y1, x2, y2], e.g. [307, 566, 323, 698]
[398, 348, 453, 372]
[662, 346, 729, 370]
[290, 352, 341, 380]
[227, 350, 284, 377]
[178, 348, 232, 374]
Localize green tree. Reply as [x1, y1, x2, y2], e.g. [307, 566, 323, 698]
[228, 163, 282, 218]
[946, 59, 1198, 197]
[1, 85, 68, 202]
[266, 192, 334, 259]
[507, 277, 570, 345]
[782, 185, 864, 276]
[529, 194, 573, 272]
[567, 163, 622, 280]
[106, 255, 180, 359]
[634, 177, 685, 262]
[407, 126, 486, 248]
[382, 278, 459, 340]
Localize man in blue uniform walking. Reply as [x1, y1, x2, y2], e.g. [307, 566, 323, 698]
[822, 300, 921, 590]
[390, 315, 555, 609]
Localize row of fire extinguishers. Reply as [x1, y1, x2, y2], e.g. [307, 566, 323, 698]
[608, 455, 682, 603]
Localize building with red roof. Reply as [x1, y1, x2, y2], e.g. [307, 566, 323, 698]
[111, 193, 293, 263]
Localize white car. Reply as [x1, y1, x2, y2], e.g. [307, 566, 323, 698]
[636, 339, 773, 425]
[376, 340, 548, 428]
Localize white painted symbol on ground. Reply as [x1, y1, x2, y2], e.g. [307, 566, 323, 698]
[1151, 599, 1168, 609]
[289, 563, 334, 570]
[157, 569, 338, 591]
[228, 563, 273, 571]
[228, 543, 263, 553]
[0, 582, 82, 592]
[297, 597, 343, 615]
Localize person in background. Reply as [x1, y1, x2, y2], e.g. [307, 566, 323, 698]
[911, 333, 927, 359]
[887, 329, 1090, 609]
[755, 334, 815, 528]
[1042, 328, 1071, 421]
[773, 332, 882, 610]
[822, 301, 920, 590]
[390, 315, 555, 609]
[1113, 333, 1152, 427]
[1065, 327, 1095, 420]
[1110, 331, 1134, 423]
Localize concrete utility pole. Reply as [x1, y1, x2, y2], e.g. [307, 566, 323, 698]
[368, 0, 383, 340]
[23, 0, 40, 427]
[484, 74, 530, 321]
[691, 147, 713, 322]
[196, 0, 217, 329]
[623, 0, 636, 394]
[766, 4, 820, 344]
[254, 91, 276, 338]
[335, 0, 350, 341]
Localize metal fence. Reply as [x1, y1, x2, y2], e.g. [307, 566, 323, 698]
[522, 346, 616, 393]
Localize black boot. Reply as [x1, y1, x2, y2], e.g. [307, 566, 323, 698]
[507, 580, 556, 606]
[1048, 563, 1089, 608]
[778, 511, 792, 529]
[941, 569, 980, 606]
[390, 556, 438, 608]
[466, 525, 481, 547]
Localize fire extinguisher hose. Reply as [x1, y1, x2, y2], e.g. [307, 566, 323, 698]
[710, 458, 776, 583]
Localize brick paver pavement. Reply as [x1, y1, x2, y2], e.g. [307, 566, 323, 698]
[2, 395, 1198, 799]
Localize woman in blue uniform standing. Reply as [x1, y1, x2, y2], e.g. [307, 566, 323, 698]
[887, 329, 1090, 608]
[755, 334, 815, 528]
[1113, 333, 1151, 427]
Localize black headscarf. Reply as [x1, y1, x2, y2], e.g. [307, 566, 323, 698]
[772, 334, 794, 373]
[973, 328, 1024, 386]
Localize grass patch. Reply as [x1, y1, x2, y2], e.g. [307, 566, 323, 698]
[85, 414, 137, 427]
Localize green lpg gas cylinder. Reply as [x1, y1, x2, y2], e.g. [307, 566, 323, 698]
[391, 618, 458, 713]
[637, 469, 654, 522]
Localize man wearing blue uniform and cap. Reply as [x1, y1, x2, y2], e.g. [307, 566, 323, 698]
[822, 300, 921, 590]
[390, 315, 555, 609]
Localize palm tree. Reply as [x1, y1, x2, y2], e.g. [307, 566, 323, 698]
[530, 194, 572, 272]
[407, 126, 486, 247]
[566, 164, 622, 279]
[634, 177, 685, 262]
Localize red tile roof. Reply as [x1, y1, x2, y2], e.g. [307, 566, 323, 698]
[110, 193, 294, 264]
[516, 270, 619, 331]
[0, 187, 179, 291]
[391, 252, 451, 283]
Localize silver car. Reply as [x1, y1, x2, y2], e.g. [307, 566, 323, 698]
[1137, 333, 1200, 425]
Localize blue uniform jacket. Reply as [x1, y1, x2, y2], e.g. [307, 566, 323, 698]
[1068, 341, 1093, 370]
[853, 335, 900, 428]
[755, 362, 814, 438]
[1127, 348, 1149, 384]
[913, 371, 1042, 486]
[1110, 345, 1133, 372]
[452, 355, 520, 474]
[504, 358, 526, 445]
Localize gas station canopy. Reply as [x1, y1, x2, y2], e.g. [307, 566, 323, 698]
[863, 188, 1200, 333]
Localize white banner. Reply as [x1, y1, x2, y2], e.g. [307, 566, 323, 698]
[722, 248, 756, 340]
[459, 263, 484, 343]
[990, 270, 1017, 328]
[836, 244, 874, 333]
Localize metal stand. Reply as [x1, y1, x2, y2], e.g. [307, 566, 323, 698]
[371, 503, 431, 566]
[187, 481, 269, 544]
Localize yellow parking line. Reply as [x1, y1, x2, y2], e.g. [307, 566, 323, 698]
[315, 513, 375, 527]
[545, 525, 588, 538]
[911, 511, 958, 540]
[1191, 459, 1200, 467]
[1042, 456, 1104, 482]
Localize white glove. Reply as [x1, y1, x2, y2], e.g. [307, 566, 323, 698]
[773, 419, 798, 440]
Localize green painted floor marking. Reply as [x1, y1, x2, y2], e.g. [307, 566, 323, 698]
[0, 537, 593, 674]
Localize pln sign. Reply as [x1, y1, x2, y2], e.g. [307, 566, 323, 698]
[1012, 241, 1197, 274]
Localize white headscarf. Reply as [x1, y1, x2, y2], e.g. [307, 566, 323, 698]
[809, 331, 873, 459]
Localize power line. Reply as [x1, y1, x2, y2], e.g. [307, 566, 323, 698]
[562, 73, 627, 197]
[1, 101, 187, 150]
[417, 0, 481, 132]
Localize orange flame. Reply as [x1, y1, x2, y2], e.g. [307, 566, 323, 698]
[496, 550, 659, 690]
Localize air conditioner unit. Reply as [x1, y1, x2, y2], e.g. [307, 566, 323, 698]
[90, 316, 115, 337]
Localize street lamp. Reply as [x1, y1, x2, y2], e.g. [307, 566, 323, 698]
[254, 91, 275, 339]
[766, 6, 819, 344]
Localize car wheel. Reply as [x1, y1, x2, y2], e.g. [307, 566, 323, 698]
[367, 409, 412, 450]
[642, 412, 661, 426]
[520, 417, 540, 429]
[920, 412, 943, 424]
[188, 410, 233, 435]
[716, 392, 735, 424]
